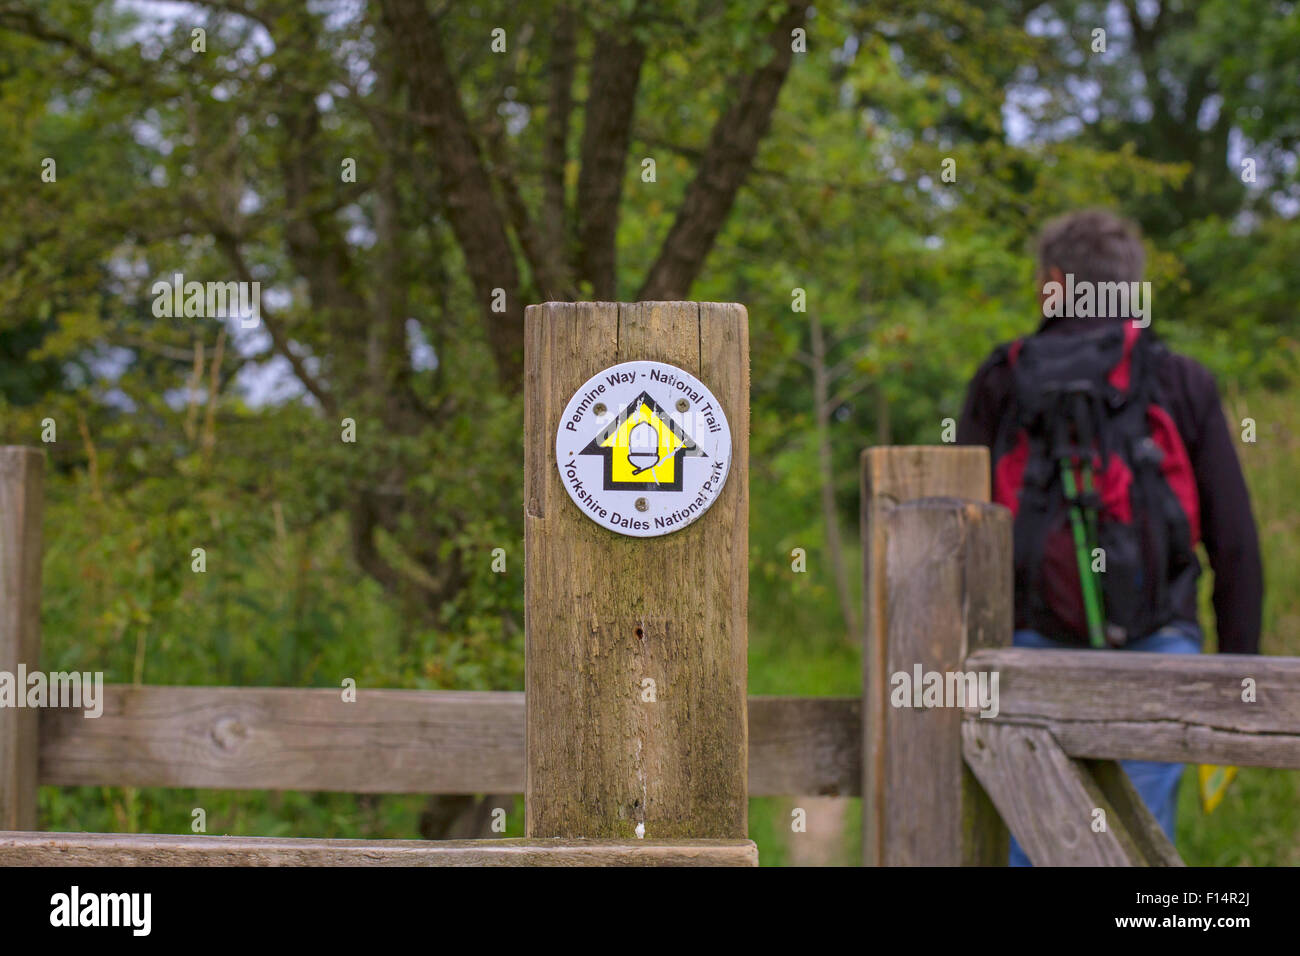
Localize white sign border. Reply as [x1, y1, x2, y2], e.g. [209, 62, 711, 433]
[554, 360, 733, 538]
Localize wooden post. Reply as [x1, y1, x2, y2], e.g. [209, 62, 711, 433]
[524, 302, 748, 840]
[0, 447, 44, 830]
[860, 446, 1007, 865]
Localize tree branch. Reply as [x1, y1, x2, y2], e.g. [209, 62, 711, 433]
[212, 230, 338, 417]
[639, 3, 806, 300]
[543, 5, 576, 255]
[348, 496, 454, 617]
[0, 3, 128, 81]
[483, 126, 576, 301]
[379, 0, 524, 389]
[575, 24, 647, 298]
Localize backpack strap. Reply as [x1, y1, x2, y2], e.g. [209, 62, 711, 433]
[988, 338, 1027, 473]
[1005, 337, 1025, 368]
[1107, 320, 1144, 392]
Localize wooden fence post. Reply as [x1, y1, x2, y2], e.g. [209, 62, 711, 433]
[0, 447, 44, 830]
[860, 447, 1008, 864]
[524, 302, 749, 840]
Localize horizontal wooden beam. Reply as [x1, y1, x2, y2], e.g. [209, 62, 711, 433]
[967, 648, 1300, 768]
[35, 649, 1300, 798]
[0, 831, 757, 866]
[748, 695, 860, 797]
[39, 687, 525, 794]
[39, 687, 860, 797]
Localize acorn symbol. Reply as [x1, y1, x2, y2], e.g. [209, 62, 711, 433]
[627, 421, 660, 475]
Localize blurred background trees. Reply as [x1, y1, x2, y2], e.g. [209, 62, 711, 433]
[1, 0, 1296, 860]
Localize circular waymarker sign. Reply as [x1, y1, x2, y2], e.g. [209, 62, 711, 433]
[555, 360, 732, 537]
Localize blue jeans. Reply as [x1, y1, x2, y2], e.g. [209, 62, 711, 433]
[1007, 621, 1201, 867]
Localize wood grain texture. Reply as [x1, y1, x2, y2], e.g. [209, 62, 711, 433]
[39, 687, 526, 793]
[0, 832, 758, 867]
[525, 302, 748, 838]
[1084, 758, 1184, 866]
[877, 498, 1010, 865]
[747, 696, 860, 797]
[37, 688, 857, 796]
[962, 720, 1180, 866]
[965, 648, 1300, 768]
[0, 447, 43, 830]
[859, 446, 992, 865]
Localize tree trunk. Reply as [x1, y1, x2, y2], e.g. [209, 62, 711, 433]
[810, 313, 857, 643]
[876, 384, 891, 446]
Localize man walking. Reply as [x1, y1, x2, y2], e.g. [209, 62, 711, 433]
[956, 209, 1263, 865]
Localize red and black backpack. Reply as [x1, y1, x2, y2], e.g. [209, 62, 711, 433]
[991, 320, 1201, 647]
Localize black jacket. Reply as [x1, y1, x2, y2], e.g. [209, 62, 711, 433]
[956, 316, 1263, 654]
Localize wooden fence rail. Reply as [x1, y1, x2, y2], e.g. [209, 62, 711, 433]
[0, 833, 757, 867]
[35, 653, 1291, 796]
[958, 648, 1299, 865]
[961, 721, 1184, 866]
[965, 648, 1300, 769]
[36, 687, 861, 796]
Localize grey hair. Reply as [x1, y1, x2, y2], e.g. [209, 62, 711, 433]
[1036, 209, 1145, 286]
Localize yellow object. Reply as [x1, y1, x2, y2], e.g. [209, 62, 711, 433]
[1198, 764, 1238, 813]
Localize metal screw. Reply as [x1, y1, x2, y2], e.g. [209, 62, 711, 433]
[634, 497, 648, 512]
[593, 402, 607, 416]
[676, 398, 689, 412]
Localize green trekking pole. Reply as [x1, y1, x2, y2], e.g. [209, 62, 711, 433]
[1060, 458, 1107, 648]
[1078, 459, 1123, 646]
